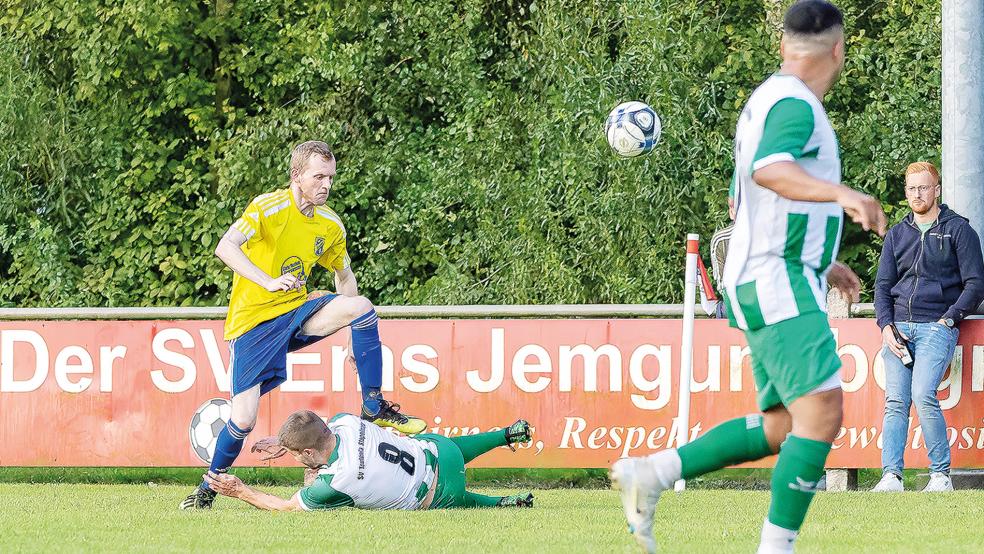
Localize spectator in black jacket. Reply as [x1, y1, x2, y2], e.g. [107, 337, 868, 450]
[872, 161, 984, 493]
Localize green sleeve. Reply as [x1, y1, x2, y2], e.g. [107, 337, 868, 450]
[728, 170, 736, 199]
[298, 474, 354, 511]
[752, 98, 815, 170]
[328, 412, 350, 423]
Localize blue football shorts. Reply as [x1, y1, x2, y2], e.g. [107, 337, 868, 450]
[229, 294, 338, 396]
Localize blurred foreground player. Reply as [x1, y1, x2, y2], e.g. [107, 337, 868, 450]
[611, 2, 886, 552]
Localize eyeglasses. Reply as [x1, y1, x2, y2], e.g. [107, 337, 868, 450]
[905, 185, 936, 195]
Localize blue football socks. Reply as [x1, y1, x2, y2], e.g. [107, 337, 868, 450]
[351, 309, 383, 415]
[201, 419, 252, 491]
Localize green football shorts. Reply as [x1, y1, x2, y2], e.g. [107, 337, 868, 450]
[744, 310, 842, 411]
[416, 434, 467, 509]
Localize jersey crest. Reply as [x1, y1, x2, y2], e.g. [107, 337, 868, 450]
[224, 188, 350, 340]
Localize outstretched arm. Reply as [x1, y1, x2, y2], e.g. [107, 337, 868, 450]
[204, 471, 304, 512]
[753, 162, 886, 236]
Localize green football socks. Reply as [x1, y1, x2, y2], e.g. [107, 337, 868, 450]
[459, 491, 503, 508]
[678, 414, 774, 480]
[449, 430, 507, 465]
[768, 434, 831, 531]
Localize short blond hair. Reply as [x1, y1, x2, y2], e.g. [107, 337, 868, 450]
[290, 141, 334, 177]
[277, 410, 331, 452]
[905, 161, 940, 183]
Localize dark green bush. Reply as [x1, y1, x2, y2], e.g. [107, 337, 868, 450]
[0, 0, 941, 307]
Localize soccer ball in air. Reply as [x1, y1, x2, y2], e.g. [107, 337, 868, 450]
[189, 398, 232, 464]
[605, 101, 661, 157]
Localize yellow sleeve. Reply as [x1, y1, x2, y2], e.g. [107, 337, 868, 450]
[318, 235, 350, 272]
[231, 200, 263, 245]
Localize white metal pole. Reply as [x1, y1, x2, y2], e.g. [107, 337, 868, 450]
[943, 0, 984, 245]
[674, 233, 699, 492]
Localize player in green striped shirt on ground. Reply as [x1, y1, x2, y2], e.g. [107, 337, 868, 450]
[204, 410, 534, 511]
[611, 2, 887, 553]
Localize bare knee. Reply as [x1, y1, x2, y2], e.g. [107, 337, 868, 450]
[302, 295, 375, 336]
[790, 389, 843, 443]
[763, 408, 792, 453]
[347, 295, 374, 320]
[230, 413, 256, 432]
[326, 294, 374, 325]
[230, 388, 260, 431]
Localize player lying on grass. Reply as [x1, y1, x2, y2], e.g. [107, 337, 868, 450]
[204, 410, 535, 511]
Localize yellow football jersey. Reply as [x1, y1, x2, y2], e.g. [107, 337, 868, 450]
[223, 188, 350, 340]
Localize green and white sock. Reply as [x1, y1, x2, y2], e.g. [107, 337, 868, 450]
[767, 434, 831, 531]
[758, 519, 797, 554]
[448, 430, 507, 465]
[678, 414, 774, 479]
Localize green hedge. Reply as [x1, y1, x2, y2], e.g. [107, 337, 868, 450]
[0, 1, 941, 307]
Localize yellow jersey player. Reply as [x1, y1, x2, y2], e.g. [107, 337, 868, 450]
[181, 141, 426, 510]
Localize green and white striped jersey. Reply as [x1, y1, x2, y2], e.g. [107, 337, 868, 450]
[723, 73, 844, 331]
[297, 414, 438, 511]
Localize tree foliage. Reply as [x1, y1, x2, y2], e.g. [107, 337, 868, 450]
[0, 0, 942, 307]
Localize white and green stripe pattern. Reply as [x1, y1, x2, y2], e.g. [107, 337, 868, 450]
[299, 414, 435, 511]
[723, 73, 843, 330]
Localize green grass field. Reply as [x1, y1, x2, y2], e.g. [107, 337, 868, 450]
[2, 483, 982, 553]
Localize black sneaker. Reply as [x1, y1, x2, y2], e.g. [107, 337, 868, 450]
[497, 492, 534, 507]
[504, 419, 533, 451]
[362, 399, 427, 435]
[179, 486, 217, 510]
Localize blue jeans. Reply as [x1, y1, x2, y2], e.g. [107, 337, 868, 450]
[881, 321, 959, 476]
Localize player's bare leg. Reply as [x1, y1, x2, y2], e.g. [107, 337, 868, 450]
[180, 385, 261, 510]
[302, 294, 426, 434]
[763, 406, 793, 449]
[758, 389, 842, 554]
[300, 294, 374, 337]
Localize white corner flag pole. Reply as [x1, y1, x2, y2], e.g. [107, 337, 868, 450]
[674, 233, 699, 493]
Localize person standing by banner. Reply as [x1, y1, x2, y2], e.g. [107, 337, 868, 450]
[872, 162, 984, 493]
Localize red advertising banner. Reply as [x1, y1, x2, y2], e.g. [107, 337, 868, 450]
[1, 319, 982, 468]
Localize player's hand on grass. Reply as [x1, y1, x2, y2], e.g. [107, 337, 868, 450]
[826, 262, 860, 302]
[204, 471, 246, 498]
[304, 467, 320, 487]
[881, 325, 907, 359]
[251, 436, 288, 461]
[265, 273, 305, 293]
[837, 187, 887, 237]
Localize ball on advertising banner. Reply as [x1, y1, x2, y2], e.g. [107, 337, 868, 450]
[189, 398, 232, 464]
[605, 101, 661, 157]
